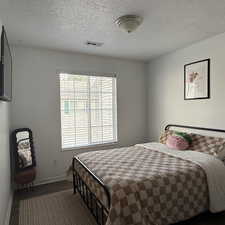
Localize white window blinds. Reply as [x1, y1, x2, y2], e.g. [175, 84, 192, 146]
[60, 73, 117, 149]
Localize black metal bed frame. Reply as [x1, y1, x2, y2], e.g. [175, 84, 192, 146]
[73, 124, 225, 225]
[73, 157, 110, 225]
[165, 124, 225, 134]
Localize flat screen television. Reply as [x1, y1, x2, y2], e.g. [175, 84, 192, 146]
[0, 26, 12, 101]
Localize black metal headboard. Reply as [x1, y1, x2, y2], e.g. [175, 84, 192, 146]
[165, 124, 225, 134]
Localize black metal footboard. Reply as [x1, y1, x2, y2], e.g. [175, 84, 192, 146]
[72, 157, 110, 225]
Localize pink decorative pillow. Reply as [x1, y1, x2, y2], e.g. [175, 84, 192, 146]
[166, 135, 189, 150]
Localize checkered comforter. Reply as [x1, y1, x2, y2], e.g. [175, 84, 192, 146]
[75, 145, 209, 225]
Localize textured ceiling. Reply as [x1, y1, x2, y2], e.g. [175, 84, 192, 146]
[1, 0, 225, 61]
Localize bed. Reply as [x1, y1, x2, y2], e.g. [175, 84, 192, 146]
[72, 124, 225, 225]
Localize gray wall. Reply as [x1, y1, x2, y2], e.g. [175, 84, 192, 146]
[147, 31, 225, 140]
[0, 23, 12, 225]
[0, 102, 11, 225]
[11, 46, 148, 184]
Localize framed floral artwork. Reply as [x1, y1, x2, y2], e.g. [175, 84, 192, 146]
[184, 59, 210, 100]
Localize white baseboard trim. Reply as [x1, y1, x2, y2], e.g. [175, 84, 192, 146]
[34, 174, 68, 187]
[4, 192, 13, 225]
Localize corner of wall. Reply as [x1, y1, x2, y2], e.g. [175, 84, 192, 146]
[4, 192, 13, 225]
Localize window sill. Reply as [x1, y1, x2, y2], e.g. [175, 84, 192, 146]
[61, 141, 118, 152]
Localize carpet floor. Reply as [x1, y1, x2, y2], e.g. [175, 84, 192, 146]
[10, 180, 225, 225]
[18, 189, 97, 225]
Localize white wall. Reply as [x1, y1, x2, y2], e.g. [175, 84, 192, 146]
[11, 46, 148, 184]
[147, 31, 225, 140]
[0, 23, 12, 225]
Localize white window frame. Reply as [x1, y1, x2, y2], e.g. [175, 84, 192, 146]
[59, 71, 118, 151]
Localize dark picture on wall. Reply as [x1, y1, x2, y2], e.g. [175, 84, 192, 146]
[184, 59, 210, 100]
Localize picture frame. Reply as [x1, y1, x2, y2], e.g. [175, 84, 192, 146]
[184, 59, 210, 100]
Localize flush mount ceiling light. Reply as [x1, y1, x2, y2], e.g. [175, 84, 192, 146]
[115, 15, 143, 33]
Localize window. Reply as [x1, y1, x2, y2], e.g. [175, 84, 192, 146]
[64, 101, 70, 114]
[60, 73, 117, 149]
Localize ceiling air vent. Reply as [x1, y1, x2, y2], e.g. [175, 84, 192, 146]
[86, 41, 103, 47]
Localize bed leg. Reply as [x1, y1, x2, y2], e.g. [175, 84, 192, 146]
[73, 173, 77, 194]
[72, 157, 77, 194]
